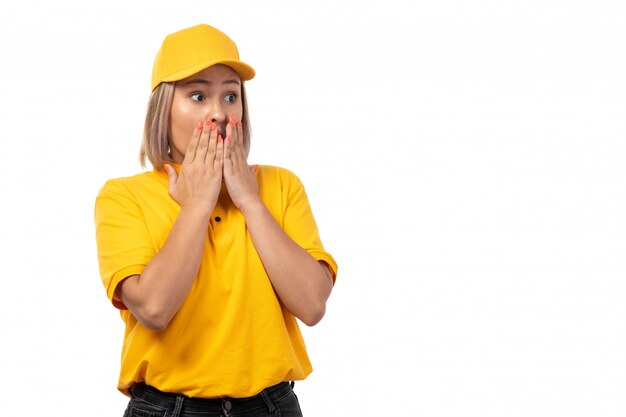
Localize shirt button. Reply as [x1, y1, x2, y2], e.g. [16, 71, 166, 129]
[215, 216, 221, 222]
[224, 400, 232, 410]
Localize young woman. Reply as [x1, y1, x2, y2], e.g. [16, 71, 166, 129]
[95, 24, 337, 417]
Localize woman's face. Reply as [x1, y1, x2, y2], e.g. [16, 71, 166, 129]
[169, 64, 243, 163]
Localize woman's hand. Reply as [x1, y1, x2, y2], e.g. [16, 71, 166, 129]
[165, 119, 224, 212]
[223, 114, 259, 209]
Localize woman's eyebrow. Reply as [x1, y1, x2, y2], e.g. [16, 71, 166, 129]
[181, 79, 241, 87]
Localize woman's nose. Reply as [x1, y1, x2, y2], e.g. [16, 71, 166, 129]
[208, 103, 226, 123]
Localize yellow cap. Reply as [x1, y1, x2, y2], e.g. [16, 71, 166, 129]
[151, 24, 255, 91]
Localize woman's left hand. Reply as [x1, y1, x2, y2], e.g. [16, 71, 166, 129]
[223, 114, 259, 209]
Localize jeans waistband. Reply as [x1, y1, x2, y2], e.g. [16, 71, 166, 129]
[130, 381, 293, 415]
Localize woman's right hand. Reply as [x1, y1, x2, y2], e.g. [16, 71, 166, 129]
[164, 119, 224, 211]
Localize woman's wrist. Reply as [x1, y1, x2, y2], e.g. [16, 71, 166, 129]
[178, 203, 215, 223]
[238, 196, 265, 218]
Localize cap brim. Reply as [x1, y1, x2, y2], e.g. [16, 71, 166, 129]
[159, 59, 255, 87]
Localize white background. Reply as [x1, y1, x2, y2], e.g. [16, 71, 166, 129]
[1, 0, 625, 416]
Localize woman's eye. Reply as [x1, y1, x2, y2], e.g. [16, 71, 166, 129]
[191, 93, 205, 102]
[224, 94, 237, 103]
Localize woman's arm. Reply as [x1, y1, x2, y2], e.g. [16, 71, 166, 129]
[117, 120, 224, 331]
[223, 119, 333, 326]
[240, 200, 334, 326]
[116, 206, 212, 331]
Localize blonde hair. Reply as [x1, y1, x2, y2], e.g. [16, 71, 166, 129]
[140, 82, 252, 170]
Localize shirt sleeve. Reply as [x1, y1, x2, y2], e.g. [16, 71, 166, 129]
[94, 179, 156, 309]
[281, 170, 338, 283]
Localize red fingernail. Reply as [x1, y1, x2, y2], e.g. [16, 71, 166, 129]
[237, 120, 242, 128]
[211, 122, 217, 131]
[230, 113, 235, 122]
[218, 135, 223, 143]
[197, 121, 203, 130]
[206, 116, 212, 125]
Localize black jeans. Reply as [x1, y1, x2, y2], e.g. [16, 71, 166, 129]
[123, 381, 303, 417]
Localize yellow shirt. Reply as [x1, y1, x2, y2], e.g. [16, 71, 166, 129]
[94, 165, 337, 398]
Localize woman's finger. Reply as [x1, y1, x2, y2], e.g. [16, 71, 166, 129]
[235, 119, 245, 159]
[215, 134, 224, 169]
[224, 118, 232, 150]
[203, 119, 217, 162]
[206, 120, 218, 162]
[224, 131, 234, 169]
[195, 118, 211, 162]
[184, 120, 203, 164]
[229, 120, 245, 164]
[225, 119, 238, 166]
